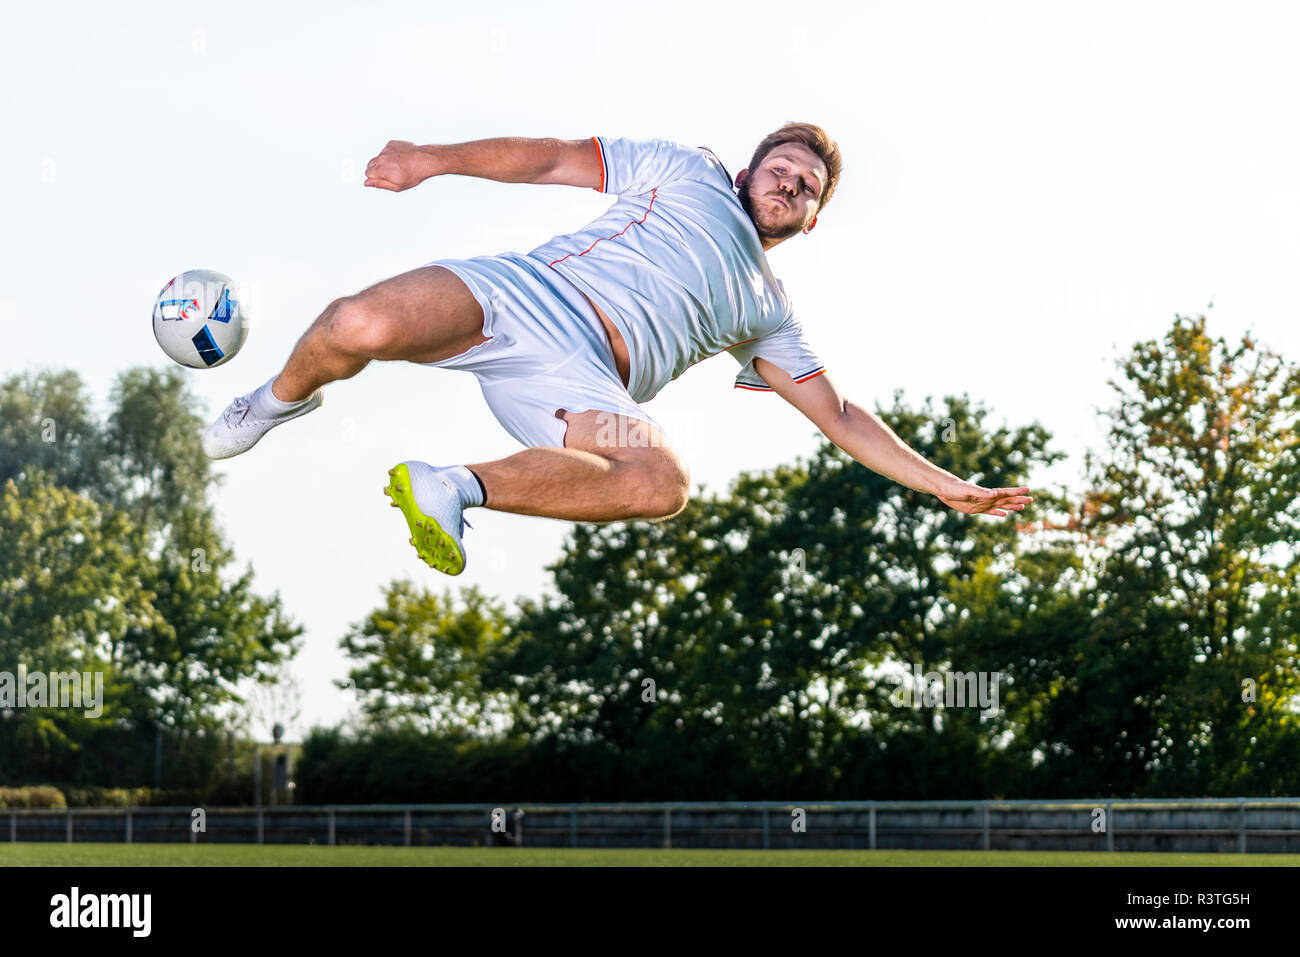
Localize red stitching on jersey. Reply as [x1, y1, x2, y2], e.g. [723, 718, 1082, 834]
[794, 368, 826, 383]
[548, 189, 658, 267]
[664, 336, 764, 390]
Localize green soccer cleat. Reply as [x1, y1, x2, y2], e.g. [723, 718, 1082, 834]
[383, 462, 473, 575]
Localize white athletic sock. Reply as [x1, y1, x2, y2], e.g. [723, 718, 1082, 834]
[249, 375, 312, 419]
[438, 465, 487, 508]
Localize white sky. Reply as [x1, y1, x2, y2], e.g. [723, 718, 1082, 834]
[3, 1, 1298, 739]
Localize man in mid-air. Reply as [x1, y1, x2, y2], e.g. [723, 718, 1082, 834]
[202, 123, 1032, 574]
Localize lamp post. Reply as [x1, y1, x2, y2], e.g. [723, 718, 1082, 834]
[270, 723, 284, 808]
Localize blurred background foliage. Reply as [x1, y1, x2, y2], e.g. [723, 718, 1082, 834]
[0, 367, 299, 800]
[3, 315, 1298, 803]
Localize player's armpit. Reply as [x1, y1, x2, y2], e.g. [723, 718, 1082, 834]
[536, 137, 604, 190]
[753, 356, 848, 438]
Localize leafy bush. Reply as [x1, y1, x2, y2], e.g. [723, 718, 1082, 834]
[63, 786, 153, 808]
[0, 786, 67, 808]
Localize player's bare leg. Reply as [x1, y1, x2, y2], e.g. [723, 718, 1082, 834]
[386, 410, 689, 575]
[468, 410, 690, 522]
[203, 265, 489, 459]
[272, 265, 489, 402]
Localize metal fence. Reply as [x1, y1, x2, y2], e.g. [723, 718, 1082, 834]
[7, 799, 1300, 853]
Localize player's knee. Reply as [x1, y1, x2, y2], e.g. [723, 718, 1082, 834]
[639, 457, 690, 519]
[659, 482, 690, 519]
[326, 295, 394, 356]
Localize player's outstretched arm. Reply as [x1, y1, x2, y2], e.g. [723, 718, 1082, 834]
[751, 358, 1033, 519]
[363, 137, 602, 191]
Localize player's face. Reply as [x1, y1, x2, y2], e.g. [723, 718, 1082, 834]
[737, 143, 826, 242]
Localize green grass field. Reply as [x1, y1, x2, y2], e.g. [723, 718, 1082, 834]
[1, 843, 1297, 866]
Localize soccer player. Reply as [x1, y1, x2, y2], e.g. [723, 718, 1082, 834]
[203, 124, 1032, 574]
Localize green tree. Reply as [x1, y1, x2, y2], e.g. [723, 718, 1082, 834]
[991, 316, 1300, 796]
[102, 367, 219, 534]
[0, 366, 300, 749]
[1089, 316, 1300, 793]
[340, 581, 517, 735]
[488, 393, 1055, 798]
[0, 370, 103, 491]
[0, 472, 145, 757]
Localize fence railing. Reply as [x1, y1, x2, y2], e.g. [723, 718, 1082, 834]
[6, 798, 1300, 853]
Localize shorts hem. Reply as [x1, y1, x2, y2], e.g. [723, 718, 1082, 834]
[418, 259, 498, 368]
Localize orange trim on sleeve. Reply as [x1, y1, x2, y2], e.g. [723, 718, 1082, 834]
[736, 366, 823, 391]
[591, 136, 606, 192]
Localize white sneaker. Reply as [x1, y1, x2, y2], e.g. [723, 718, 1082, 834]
[383, 461, 473, 575]
[202, 388, 324, 459]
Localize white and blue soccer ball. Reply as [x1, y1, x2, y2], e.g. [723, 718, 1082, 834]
[152, 268, 249, 368]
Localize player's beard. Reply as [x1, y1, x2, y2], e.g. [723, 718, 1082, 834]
[738, 177, 806, 243]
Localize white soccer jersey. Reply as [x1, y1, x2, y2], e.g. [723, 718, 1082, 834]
[530, 136, 826, 403]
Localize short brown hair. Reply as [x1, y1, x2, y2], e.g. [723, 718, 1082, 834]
[747, 122, 843, 211]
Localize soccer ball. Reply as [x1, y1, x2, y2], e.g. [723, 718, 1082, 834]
[152, 268, 249, 368]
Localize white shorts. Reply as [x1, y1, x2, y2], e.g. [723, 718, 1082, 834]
[419, 251, 665, 450]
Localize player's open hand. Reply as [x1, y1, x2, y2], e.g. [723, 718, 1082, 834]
[936, 479, 1033, 518]
[364, 140, 434, 191]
